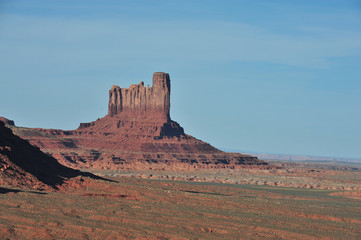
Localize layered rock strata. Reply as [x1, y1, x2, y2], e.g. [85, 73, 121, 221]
[108, 72, 170, 120]
[10, 72, 266, 170]
[0, 121, 98, 190]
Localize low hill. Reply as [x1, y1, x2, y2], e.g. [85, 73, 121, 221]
[0, 121, 99, 190]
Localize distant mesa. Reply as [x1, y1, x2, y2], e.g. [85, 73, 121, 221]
[10, 72, 266, 170]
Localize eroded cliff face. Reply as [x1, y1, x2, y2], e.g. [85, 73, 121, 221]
[0, 122, 94, 190]
[108, 72, 170, 120]
[85, 72, 183, 138]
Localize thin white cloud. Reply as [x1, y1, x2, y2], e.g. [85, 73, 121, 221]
[1, 14, 361, 72]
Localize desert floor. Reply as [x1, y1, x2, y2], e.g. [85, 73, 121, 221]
[1, 161, 361, 240]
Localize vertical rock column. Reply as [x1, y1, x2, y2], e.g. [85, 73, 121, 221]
[108, 85, 122, 117]
[152, 72, 170, 119]
[107, 72, 171, 120]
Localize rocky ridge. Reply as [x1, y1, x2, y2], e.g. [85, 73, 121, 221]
[0, 117, 15, 126]
[0, 121, 99, 190]
[10, 72, 266, 170]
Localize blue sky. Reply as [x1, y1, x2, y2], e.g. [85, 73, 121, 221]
[0, 0, 360, 158]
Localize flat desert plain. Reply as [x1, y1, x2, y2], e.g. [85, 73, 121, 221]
[1, 161, 361, 240]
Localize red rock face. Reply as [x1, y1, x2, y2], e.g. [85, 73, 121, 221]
[0, 122, 95, 190]
[81, 72, 183, 138]
[108, 72, 170, 120]
[11, 72, 266, 170]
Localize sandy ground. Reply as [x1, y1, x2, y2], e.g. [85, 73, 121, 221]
[1, 162, 361, 240]
[90, 161, 361, 191]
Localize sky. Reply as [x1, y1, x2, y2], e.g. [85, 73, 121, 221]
[0, 0, 360, 159]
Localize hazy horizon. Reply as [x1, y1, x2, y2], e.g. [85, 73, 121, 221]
[1, 0, 360, 159]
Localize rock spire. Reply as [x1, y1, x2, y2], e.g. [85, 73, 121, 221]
[108, 72, 171, 120]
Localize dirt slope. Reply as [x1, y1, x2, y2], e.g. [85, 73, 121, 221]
[0, 121, 100, 190]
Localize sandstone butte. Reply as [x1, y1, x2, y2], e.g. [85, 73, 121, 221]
[5, 72, 266, 170]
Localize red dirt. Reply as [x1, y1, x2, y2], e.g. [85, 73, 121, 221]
[1, 176, 360, 239]
[330, 191, 361, 200]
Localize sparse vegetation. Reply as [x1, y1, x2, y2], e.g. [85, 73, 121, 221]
[0, 176, 360, 239]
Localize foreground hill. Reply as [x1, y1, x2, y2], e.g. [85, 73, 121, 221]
[9, 72, 266, 170]
[0, 121, 98, 190]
